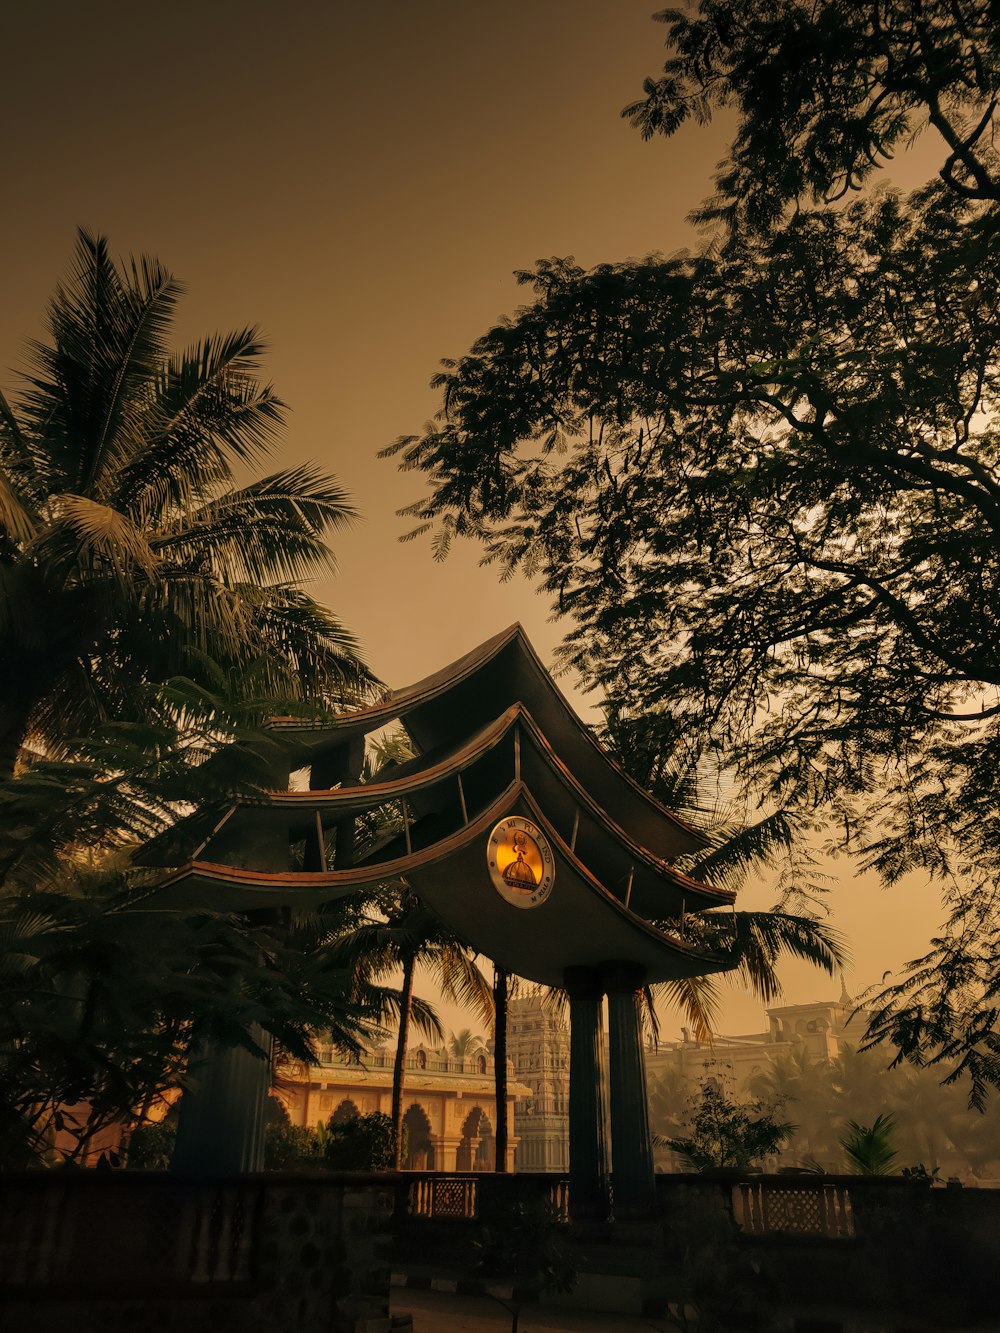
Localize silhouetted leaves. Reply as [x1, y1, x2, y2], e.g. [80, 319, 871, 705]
[385, 5, 1000, 1096]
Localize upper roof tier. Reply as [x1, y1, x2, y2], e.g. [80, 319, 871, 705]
[272, 623, 707, 860]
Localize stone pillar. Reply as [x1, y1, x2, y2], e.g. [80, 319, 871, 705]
[604, 962, 656, 1219]
[564, 965, 610, 1221]
[435, 1136, 462, 1172]
[171, 745, 290, 1176]
[171, 1027, 272, 1174]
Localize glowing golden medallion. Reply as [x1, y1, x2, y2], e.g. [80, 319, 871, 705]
[487, 816, 555, 909]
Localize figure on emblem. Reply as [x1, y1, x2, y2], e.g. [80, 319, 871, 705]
[502, 830, 538, 888]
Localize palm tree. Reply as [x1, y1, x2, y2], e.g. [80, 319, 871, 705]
[449, 1028, 486, 1062]
[841, 1113, 899, 1175]
[494, 965, 511, 1172]
[748, 1047, 837, 1162]
[0, 229, 371, 780]
[829, 1043, 893, 1130]
[884, 1062, 967, 1172]
[601, 706, 848, 1040]
[329, 887, 494, 1168]
[647, 1064, 691, 1147]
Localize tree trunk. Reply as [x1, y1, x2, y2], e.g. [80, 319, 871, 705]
[392, 953, 416, 1170]
[494, 964, 508, 1173]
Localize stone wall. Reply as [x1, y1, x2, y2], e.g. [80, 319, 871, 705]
[653, 1173, 1000, 1328]
[0, 1170, 398, 1333]
[394, 1170, 1000, 1327]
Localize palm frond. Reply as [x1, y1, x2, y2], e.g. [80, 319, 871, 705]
[684, 808, 798, 889]
[149, 464, 355, 584]
[652, 974, 721, 1043]
[114, 328, 286, 520]
[19, 230, 181, 498]
[431, 945, 495, 1027]
[695, 909, 849, 1004]
[55, 495, 158, 575]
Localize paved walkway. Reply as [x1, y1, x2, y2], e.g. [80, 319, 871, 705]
[392, 1287, 675, 1332]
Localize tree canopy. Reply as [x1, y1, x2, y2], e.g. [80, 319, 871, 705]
[384, 1, 1000, 1101]
[624, 1, 1000, 232]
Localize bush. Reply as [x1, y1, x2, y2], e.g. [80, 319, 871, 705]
[127, 1119, 176, 1170]
[264, 1119, 323, 1170]
[664, 1084, 794, 1171]
[322, 1110, 395, 1171]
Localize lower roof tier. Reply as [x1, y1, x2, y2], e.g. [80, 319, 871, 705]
[141, 779, 732, 989]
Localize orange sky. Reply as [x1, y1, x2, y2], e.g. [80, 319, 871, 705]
[1, 1, 945, 1041]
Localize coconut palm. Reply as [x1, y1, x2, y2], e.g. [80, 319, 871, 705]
[885, 1062, 968, 1172]
[493, 965, 511, 1172]
[748, 1047, 838, 1162]
[0, 229, 371, 780]
[829, 1043, 893, 1130]
[647, 1064, 691, 1147]
[841, 1113, 899, 1175]
[449, 1028, 486, 1061]
[328, 887, 494, 1168]
[601, 707, 847, 1039]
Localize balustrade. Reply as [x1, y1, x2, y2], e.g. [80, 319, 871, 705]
[405, 1171, 570, 1222]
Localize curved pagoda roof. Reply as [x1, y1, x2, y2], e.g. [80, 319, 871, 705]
[271, 623, 708, 861]
[138, 626, 735, 989]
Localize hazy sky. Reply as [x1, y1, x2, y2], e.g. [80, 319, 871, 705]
[2, 1, 943, 1039]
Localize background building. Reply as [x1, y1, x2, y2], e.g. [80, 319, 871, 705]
[508, 994, 570, 1172]
[279, 1038, 527, 1171]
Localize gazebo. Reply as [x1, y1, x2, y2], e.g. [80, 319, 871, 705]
[139, 625, 735, 1219]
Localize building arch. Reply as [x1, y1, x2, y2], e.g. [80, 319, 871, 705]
[402, 1102, 434, 1170]
[470, 1108, 495, 1170]
[330, 1098, 360, 1125]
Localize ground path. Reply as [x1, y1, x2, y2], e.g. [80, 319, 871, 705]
[392, 1287, 675, 1331]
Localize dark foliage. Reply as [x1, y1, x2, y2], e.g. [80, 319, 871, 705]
[322, 1110, 396, 1171]
[384, 1, 1000, 1103]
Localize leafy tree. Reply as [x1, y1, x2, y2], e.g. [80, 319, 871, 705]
[384, 2, 1000, 1103]
[126, 1117, 176, 1170]
[263, 1119, 322, 1170]
[624, 1, 1000, 234]
[0, 859, 382, 1167]
[664, 1083, 795, 1171]
[474, 1193, 576, 1333]
[841, 1112, 899, 1175]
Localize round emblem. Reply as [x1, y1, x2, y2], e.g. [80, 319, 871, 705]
[486, 816, 555, 909]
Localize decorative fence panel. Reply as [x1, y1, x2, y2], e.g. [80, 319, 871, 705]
[405, 1171, 569, 1221]
[732, 1178, 855, 1238]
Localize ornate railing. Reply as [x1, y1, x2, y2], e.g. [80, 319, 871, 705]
[404, 1171, 861, 1235]
[405, 1171, 570, 1222]
[731, 1178, 855, 1239]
